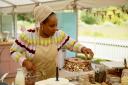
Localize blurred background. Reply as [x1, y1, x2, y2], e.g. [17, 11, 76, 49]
[0, 0, 128, 78]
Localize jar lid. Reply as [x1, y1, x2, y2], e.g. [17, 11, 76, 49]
[110, 77, 120, 82]
[17, 68, 23, 71]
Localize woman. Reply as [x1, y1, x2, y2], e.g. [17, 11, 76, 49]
[10, 5, 94, 81]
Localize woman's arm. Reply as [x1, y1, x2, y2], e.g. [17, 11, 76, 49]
[59, 30, 94, 59]
[10, 34, 27, 66]
[10, 31, 35, 71]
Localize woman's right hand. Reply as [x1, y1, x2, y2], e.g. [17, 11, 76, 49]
[22, 59, 36, 72]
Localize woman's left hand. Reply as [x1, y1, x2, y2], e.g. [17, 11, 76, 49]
[81, 47, 94, 59]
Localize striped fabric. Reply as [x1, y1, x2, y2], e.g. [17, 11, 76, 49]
[10, 29, 84, 66]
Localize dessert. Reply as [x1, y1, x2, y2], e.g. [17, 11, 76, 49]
[64, 58, 92, 72]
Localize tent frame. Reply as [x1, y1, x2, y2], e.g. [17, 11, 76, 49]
[0, 0, 64, 9]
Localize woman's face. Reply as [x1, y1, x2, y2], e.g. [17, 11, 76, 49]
[40, 14, 58, 37]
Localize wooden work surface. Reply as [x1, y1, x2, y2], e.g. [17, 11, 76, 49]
[4, 69, 100, 85]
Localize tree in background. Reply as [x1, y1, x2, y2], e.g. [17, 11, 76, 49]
[17, 13, 35, 31]
[17, 13, 35, 23]
[80, 5, 128, 25]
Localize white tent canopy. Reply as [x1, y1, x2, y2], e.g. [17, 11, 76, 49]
[0, 0, 127, 13]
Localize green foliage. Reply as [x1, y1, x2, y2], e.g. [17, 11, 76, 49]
[76, 54, 86, 60]
[0, 12, 3, 15]
[92, 58, 111, 64]
[17, 13, 35, 23]
[81, 13, 97, 25]
[93, 31, 104, 37]
[80, 6, 128, 25]
[17, 13, 35, 29]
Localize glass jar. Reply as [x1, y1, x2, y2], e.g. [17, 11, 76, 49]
[78, 75, 91, 85]
[121, 69, 128, 85]
[15, 68, 25, 85]
[109, 77, 120, 85]
[25, 71, 36, 85]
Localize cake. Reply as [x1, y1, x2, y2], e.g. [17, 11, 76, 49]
[64, 58, 92, 72]
[35, 78, 74, 85]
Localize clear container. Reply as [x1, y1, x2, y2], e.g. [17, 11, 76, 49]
[15, 68, 25, 85]
[78, 75, 91, 85]
[2, 31, 9, 42]
[109, 77, 120, 85]
[25, 71, 36, 85]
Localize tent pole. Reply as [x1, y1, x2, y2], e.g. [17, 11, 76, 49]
[76, 10, 78, 42]
[0, 13, 2, 32]
[75, 10, 79, 57]
[12, 7, 16, 38]
[2, 0, 15, 6]
[73, 0, 78, 41]
[0, 0, 66, 9]
[73, 0, 78, 56]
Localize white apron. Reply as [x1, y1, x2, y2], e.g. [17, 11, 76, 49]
[31, 43, 58, 81]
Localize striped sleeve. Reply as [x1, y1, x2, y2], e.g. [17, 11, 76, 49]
[10, 32, 29, 66]
[59, 30, 84, 53]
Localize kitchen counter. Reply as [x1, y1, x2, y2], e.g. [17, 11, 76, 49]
[0, 42, 20, 78]
[4, 69, 100, 85]
[0, 41, 13, 46]
[4, 76, 101, 85]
